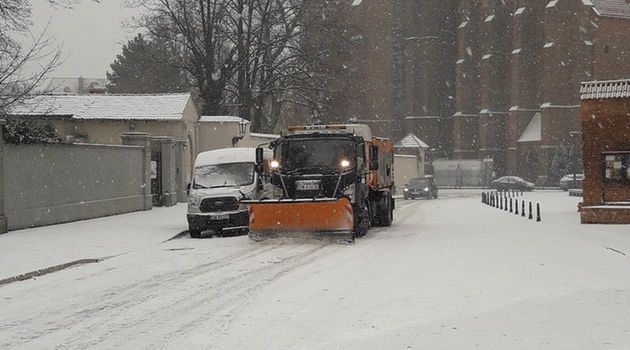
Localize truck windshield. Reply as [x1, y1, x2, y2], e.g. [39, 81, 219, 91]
[193, 162, 254, 189]
[282, 139, 355, 172]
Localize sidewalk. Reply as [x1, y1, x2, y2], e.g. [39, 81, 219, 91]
[0, 204, 188, 282]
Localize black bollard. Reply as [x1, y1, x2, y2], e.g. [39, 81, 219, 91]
[528, 202, 533, 220]
[537, 203, 541, 222]
[521, 200, 526, 217]
[509, 198, 513, 213]
[515, 200, 519, 215]
[500, 196, 503, 210]
[504, 197, 508, 211]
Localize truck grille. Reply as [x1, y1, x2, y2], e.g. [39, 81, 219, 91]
[200, 197, 239, 212]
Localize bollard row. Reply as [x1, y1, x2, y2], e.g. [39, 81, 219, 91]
[481, 191, 541, 222]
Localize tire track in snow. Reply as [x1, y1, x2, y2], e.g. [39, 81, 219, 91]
[1, 242, 341, 350]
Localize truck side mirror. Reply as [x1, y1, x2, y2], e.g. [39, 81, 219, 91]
[369, 145, 379, 171]
[255, 147, 264, 166]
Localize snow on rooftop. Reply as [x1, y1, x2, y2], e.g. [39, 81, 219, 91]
[394, 133, 429, 149]
[198, 116, 250, 123]
[249, 132, 280, 139]
[195, 148, 258, 167]
[518, 113, 542, 143]
[590, 0, 630, 19]
[581, 79, 630, 100]
[7, 93, 192, 120]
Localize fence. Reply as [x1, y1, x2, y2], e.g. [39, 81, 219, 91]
[3, 142, 149, 231]
[432, 159, 493, 187]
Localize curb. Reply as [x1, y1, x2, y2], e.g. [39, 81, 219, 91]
[0, 258, 101, 286]
[165, 230, 189, 242]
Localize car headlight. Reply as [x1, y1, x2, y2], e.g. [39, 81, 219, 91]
[404, 188, 409, 192]
[423, 187, 429, 191]
[188, 196, 202, 207]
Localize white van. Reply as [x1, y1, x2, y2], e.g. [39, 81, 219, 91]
[187, 148, 272, 238]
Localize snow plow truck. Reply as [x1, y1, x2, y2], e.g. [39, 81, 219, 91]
[247, 124, 394, 242]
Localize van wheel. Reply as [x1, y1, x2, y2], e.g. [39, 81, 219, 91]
[189, 229, 201, 239]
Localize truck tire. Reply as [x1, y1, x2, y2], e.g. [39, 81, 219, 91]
[354, 201, 370, 237]
[382, 194, 393, 227]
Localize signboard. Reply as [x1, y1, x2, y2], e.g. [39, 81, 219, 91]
[604, 153, 630, 181]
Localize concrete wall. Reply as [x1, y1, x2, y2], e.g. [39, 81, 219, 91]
[4, 143, 148, 230]
[0, 120, 6, 233]
[196, 121, 241, 154]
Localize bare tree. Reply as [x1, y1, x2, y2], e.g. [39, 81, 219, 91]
[128, 0, 346, 132]
[0, 1, 65, 114]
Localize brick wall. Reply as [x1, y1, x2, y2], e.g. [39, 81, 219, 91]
[581, 98, 630, 207]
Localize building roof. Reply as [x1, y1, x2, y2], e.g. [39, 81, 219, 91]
[580, 79, 630, 100]
[198, 116, 250, 123]
[8, 93, 192, 120]
[394, 133, 429, 149]
[589, 0, 630, 19]
[518, 113, 542, 143]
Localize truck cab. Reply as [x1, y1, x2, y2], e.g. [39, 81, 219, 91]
[187, 148, 272, 238]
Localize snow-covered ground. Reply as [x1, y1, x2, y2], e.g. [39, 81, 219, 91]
[1, 190, 629, 349]
[0, 204, 188, 281]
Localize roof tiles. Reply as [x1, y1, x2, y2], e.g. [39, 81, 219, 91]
[8, 93, 192, 120]
[590, 0, 630, 19]
[580, 79, 630, 100]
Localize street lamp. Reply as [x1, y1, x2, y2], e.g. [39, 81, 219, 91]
[238, 119, 248, 136]
[232, 118, 249, 146]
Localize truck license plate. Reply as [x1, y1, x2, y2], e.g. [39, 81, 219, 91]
[210, 214, 230, 221]
[296, 180, 320, 191]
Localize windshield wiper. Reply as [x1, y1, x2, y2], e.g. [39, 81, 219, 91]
[284, 165, 335, 175]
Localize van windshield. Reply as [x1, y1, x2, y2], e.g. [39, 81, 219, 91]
[193, 162, 254, 189]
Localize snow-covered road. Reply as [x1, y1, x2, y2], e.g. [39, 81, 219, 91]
[1, 191, 630, 349]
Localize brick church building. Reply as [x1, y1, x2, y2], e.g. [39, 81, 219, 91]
[324, 0, 630, 183]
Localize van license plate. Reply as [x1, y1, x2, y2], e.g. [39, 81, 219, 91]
[210, 214, 230, 221]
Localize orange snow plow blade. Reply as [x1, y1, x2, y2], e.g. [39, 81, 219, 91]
[247, 198, 354, 235]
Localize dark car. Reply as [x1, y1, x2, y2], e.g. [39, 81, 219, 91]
[491, 176, 535, 191]
[559, 173, 584, 191]
[404, 177, 438, 199]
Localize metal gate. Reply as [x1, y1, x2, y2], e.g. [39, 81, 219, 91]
[151, 152, 162, 206]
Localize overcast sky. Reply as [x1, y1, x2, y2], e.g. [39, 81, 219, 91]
[30, 0, 145, 79]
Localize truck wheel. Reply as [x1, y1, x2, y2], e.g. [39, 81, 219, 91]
[382, 195, 393, 227]
[189, 228, 202, 239]
[354, 202, 370, 237]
